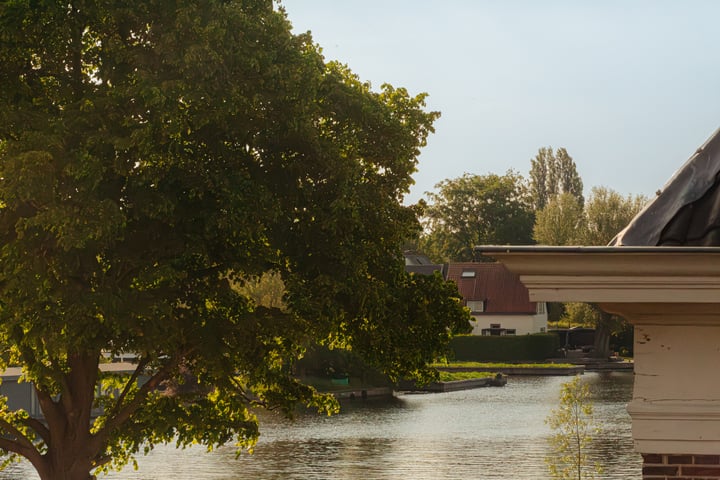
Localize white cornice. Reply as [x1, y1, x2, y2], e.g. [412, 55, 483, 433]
[478, 248, 720, 304]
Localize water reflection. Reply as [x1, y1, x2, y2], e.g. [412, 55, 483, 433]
[0, 372, 641, 479]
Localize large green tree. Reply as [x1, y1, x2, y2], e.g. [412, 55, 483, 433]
[529, 147, 584, 211]
[578, 187, 647, 357]
[532, 193, 584, 246]
[0, 2, 470, 479]
[533, 187, 647, 357]
[578, 187, 648, 246]
[420, 171, 534, 262]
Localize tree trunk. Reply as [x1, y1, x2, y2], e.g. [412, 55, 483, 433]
[592, 311, 612, 359]
[36, 445, 96, 480]
[37, 465, 95, 480]
[33, 352, 101, 480]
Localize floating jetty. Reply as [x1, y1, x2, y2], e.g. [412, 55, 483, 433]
[397, 374, 507, 393]
[333, 387, 394, 401]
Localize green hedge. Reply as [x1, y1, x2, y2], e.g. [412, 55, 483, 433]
[449, 334, 560, 362]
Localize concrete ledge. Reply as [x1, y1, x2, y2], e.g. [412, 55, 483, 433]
[398, 375, 507, 392]
[333, 387, 394, 400]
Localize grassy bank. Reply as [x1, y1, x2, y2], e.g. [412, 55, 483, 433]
[433, 361, 575, 369]
[438, 371, 497, 382]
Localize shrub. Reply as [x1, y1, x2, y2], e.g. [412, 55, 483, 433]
[449, 334, 560, 362]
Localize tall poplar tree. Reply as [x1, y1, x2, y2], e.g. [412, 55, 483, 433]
[0, 2, 470, 479]
[529, 147, 584, 210]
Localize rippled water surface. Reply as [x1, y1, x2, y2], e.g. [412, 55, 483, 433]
[1, 372, 640, 479]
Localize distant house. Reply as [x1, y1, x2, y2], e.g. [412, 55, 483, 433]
[446, 262, 547, 336]
[0, 363, 140, 419]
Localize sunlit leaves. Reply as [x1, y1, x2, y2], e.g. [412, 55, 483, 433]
[546, 376, 602, 480]
[0, 0, 465, 477]
[420, 171, 535, 262]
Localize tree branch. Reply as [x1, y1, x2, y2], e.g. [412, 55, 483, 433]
[19, 416, 50, 445]
[92, 454, 112, 469]
[0, 418, 42, 467]
[229, 376, 254, 405]
[91, 350, 190, 452]
[105, 356, 150, 419]
[34, 384, 63, 437]
[0, 416, 36, 452]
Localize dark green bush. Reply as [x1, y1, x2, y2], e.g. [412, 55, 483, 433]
[449, 334, 560, 362]
[295, 345, 390, 386]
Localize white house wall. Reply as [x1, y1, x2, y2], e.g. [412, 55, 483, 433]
[469, 313, 548, 335]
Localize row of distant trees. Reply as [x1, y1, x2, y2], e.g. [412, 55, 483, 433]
[413, 147, 648, 357]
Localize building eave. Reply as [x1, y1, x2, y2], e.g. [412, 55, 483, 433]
[475, 246, 720, 303]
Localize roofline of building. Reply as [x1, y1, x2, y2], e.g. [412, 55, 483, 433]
[476, 245, 720, 254]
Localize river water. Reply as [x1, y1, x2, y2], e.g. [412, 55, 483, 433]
[1, 372, 640, 479]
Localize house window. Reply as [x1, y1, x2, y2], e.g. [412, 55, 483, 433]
[461, 270, 476, 278]
[490, 323, 501, 329]
[467, 300, 485, 313]
[503, 329, 517, 336]
[536, 302, 546, 315]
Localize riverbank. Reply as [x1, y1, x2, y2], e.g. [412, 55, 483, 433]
[546, 356, 634, 372]
[436, 358, 634, 375]
[313, 356, 633, 399]
[438, 365, 585, 376]
[434, 361, 586, 376]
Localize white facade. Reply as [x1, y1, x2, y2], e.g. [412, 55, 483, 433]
[469, 311, 548, 336]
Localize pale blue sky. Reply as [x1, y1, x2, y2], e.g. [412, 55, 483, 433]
[281, 1, 720, 204]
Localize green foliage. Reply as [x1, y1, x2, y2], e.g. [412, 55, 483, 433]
[295, 344, 391, 388]
[546, 376, 602, 480]
[579, 187, 647, 357]
[532, 186, 647, 356]
[232, 271, 287, 311]
[559, 303, 601, 327]
[579, 187, 648, 246]
[437, 371, 495, 381]
[0, 1, 470, 478]
[420, 171, 534, 262]
[432, 361, 575, 368]
[529, 147, 584, 211]
[449, 334, 560, 362]
[533, 193, 585, 245]
[535, 187, 647, 248]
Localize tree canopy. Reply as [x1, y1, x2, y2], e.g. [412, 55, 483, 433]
[532, 193, 584, 246]
[580, 187, 648, 246]
[0, 1, 470, 479]
[529, 147, 584, 211]
[533, 186, 647, 357]
[534, 187, 647, 247]
[420, 172, 534, 262]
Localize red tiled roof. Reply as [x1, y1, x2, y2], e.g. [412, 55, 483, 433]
[446, 262, 536, 314]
